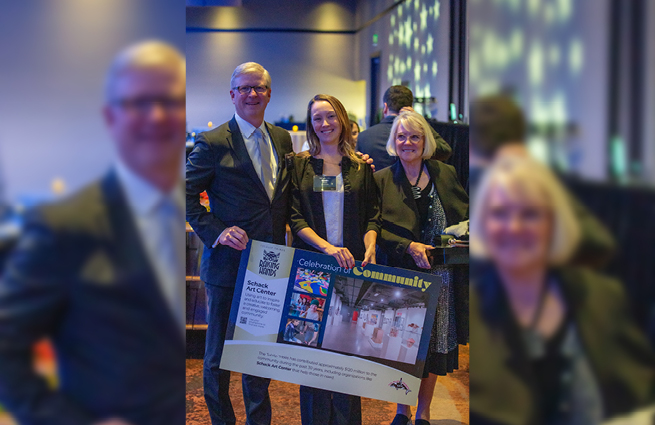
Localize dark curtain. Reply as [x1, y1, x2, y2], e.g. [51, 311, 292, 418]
[428, 119, 469, 191]
[564, 177, 655, 336]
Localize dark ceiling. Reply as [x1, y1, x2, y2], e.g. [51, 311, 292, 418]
[332, 276, 428, 311]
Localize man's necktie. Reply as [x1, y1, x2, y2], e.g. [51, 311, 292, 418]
[153, 195, 185, 332]
[255, 128, 275, 200]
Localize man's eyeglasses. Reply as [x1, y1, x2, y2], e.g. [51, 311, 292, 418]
[396, 134, 423, 143]
[233, 85, 268, 95]
[113, 96, 185, 114]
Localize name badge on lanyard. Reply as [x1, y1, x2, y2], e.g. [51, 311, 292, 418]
[313, 175, 337, 192]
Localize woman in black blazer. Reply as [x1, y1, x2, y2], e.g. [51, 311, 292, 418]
[374, 110, 468, 425]
[468, 157, 655, 424]
[290, 94, 380, 425]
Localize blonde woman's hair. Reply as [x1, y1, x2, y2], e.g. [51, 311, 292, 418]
[306, 94, 362, 166]
[469, 156, 581, 265]
[386, 110, 437, 159]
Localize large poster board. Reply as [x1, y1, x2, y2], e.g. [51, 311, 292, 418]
[220, 240, 441, 405]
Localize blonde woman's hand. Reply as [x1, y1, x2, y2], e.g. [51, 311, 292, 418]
[407, 242, 434, 269]
[356, 151, 375, 171]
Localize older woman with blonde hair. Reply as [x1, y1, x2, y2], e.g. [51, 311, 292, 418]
[469, 157, 655, 425]
[375, 110, 468, 425]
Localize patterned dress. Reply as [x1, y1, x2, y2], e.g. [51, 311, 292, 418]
[416, 182, 458, 377]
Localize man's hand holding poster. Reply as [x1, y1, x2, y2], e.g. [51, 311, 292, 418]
[220, 240, 441, 405]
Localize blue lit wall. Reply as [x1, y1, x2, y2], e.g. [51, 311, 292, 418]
[0, 0, 185, 204]
[468, 0, 609, 180]
[356, 0, 450, 122]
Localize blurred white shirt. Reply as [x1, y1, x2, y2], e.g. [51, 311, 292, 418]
[115, 160, 185, 330]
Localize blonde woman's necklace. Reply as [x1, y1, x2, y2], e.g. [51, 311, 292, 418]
[410, 161, 425, 199]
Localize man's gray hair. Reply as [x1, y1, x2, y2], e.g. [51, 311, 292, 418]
[105, 40, 185, 101]
[230, 62, 271, 90]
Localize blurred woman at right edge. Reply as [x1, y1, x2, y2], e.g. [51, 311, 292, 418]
[469, 156, 655, 424]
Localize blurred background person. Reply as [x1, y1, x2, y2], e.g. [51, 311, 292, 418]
[374, 110, 468, 425]
[467, 94, 527, 193]
[357, 86, 452, 170]
[0, 40, 186, 425]
[290, 94, 381, 425]
[350, 119, 360, 146]
[469, 156, 655, 424]
[469, 94, 615, 269]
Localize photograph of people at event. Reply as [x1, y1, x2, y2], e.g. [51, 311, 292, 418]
[321, 276, 429, 365]
[293, 267, 330, 297]
[288, 292, 325, 321]
[282, 318, 321, 348]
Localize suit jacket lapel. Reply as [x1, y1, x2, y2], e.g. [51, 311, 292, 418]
[391, 161, 421, 240]
[427, 160, 449, 225]
[426, 160, 467, 226]
[265, 122, 287, 200]
[100, 170, 184, 347]
[265, 122, 285, 176]
[475, 268, 540, 423]
[227, 117, 269, 199]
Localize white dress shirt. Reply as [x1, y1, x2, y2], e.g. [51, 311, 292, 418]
[115, 160, 185, 330]
[322, 173, 344, 247]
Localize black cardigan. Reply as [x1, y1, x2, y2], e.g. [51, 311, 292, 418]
[289, 155, 380, 260]
[374, 159, 469, 269]
[470, 264, 655, 425]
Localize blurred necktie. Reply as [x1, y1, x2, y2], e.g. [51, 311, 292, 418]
[255, 128, 275, 200]
[153, 195, 185, 332]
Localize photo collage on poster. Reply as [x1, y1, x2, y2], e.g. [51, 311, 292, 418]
[280, 267, 330, 348]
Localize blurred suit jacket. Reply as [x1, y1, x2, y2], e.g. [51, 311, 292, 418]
[470, 264, 655, 425]
[0, 171, 185, 425]
[186, 117, 293, 287]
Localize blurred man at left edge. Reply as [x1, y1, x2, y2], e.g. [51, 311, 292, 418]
[0, 40, 186, 425]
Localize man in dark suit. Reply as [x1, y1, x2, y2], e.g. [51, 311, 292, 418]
[0, 41, 186, 425]
[356, 85, 452, 170]
[186, 62, 293, 425]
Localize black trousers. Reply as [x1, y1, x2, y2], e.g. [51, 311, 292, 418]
[203, 284, 272, 425]
[299, 386, 362, 425]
